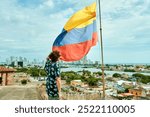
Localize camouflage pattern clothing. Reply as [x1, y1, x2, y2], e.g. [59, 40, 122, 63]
[44, 59, 60, 99]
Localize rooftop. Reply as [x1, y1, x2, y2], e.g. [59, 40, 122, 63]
[118, 93, 134, 97]
[0, 66, 15, 73]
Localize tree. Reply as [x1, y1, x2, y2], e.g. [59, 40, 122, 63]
[113, 73, 121, 78]
[82, 70, 91, 77]
[40, 69, 47, 77]
[141, 76, 150, 84]
[62, 71, 82, 84]
[87, 77, 101, 86]
[16, 68, 28, 73]
[132, 73, 144, 78]
[61, 72, 67, 80]
[124, 69, 136, 72]
[132, 73, 150, 84]
[93, 72, 106, 76]
[27, 67, 39, 77]
[21, 79, 27, 85]
[16, 67, 46, 77]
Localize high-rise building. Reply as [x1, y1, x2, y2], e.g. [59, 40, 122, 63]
[10, 56, 15, 63]
[82, 56, 88, 64]
[95, 61, 100, 65]
[6, 58, 10, 65]
[18, 61, 23, 67]
[19, 56, 23, 61]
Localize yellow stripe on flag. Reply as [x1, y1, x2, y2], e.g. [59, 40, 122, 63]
[64, 2, 96, 31]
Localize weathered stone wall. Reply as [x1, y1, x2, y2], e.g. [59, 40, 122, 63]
[36, 84, 48, 100]
[1, 73, 14, 86]
[37, 83, 101, 100]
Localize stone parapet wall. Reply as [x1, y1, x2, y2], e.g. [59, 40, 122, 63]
[37, 83, 101, 100]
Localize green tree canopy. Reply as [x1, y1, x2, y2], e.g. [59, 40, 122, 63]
[113, 73, 121, 78]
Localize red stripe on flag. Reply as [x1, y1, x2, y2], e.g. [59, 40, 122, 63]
[52, 32, 98, 61]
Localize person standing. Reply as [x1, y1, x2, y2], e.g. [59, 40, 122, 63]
[44, 51, 61, 100]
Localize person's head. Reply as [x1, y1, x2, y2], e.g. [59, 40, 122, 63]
[48, 51, 60, 62]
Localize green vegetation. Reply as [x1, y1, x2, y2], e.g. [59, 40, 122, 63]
[124, 69, 136, 72]
[132, 73, 144, 78]
[27, 67, 40, 77]
[21, 79, 27, 85]
[113, 73, 121, 78]
[61, 70, 101, 86]
[62, 71, 81, 84]
[16, 68, 28, 73]
[15, 66, 150, 85]
[16, 67, 47, 77]
[146, 65, 150, 69]
[82, 70, 91, 77]
[87, 77, 101, 86]
[132, 73, 150, 84]
[61, 71, 83, 84]
[93, 71, 106, 76]
[124, 85, 134, 93]
[39, 69, 47, 76]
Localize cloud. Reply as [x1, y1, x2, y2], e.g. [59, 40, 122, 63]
[88, 0, 150, 63]
[0, 0, 77, 61]
[43, 0, 54, 7]
[0, 0, 149, 63]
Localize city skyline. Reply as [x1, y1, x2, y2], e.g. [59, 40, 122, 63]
[0, 55, 94, 64]
[0, 0, 150, 63]
[1, 55, 150, 66]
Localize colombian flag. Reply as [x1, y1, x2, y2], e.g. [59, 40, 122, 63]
[52, 2, 98, 61]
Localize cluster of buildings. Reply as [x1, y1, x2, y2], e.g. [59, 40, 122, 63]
[0, 56, 101, 68]
[107, 64, 150, 72]
[61, 80, 101, 100]
[0, 63, 150, 100]
[110, 80, 150, 100]
[0, 66, 30, 86]
[0, 56, 150, 100]
[1, 56, 45, 68]
[61, 72, 150, 100]
[59, 56, 100, 66]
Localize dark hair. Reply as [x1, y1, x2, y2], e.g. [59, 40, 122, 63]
[48, 51, 60, 62]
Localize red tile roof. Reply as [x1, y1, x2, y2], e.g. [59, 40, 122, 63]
[0, 66, 15, 72]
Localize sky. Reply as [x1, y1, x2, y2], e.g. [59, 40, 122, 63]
[0, 0, 150, 64]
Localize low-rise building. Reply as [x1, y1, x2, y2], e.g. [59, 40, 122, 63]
[129, 88, 144, 97]
[0, 66, 15, 86]
[118, 93, 134, 99]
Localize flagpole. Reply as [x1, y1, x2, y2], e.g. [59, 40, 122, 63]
[98, 0, 105, 99]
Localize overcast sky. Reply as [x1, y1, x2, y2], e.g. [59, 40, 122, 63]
[0, 0, 150, 63]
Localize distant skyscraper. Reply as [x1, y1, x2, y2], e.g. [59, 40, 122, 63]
[6, 58, 10, 65]
[33, 59, 37, 64]
[87, 59, 93, 64]
[82, 56, 88, 64]
[18, 61, 23, 67]
[19, 56, 23, 61]
[23, 57, 27, 62]
[95, 61, 100, 65]
[10, 56, 15, 63]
